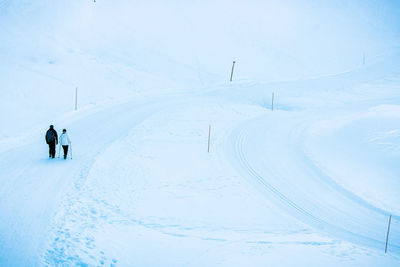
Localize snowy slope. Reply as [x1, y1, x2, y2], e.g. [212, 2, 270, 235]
[2, 63, 400, 266]
[1, 0, 400, 266]
[1, 0, 399, 138]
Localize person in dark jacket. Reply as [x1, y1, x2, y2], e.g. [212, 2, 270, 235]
[45, 125, 58, 158]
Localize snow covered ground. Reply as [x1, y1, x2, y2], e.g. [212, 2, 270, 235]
[1, 0, 400, 266]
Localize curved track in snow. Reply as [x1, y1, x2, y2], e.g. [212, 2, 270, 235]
[1, 87, 399, 265]
[0, 94, 182, 266]
[225, 111, 400, 254]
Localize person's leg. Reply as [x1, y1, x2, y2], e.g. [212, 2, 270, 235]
[48, 144, 52, 157]
[50, 142, 56, 158]
[62, 145, 68, 159]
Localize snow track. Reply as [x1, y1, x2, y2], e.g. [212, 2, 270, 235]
[0, 88, 399, 265]
[1, 0, 400, 265]
[227, 111, 400, 254]
[0, 94, 183, 266]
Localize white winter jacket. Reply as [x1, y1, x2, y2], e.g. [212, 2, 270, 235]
[59, 133, 71, 146]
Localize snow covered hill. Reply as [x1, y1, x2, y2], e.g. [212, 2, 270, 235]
[1, 0, 400, 266]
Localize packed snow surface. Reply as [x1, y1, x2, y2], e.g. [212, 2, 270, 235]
[1, 0, 400, 266]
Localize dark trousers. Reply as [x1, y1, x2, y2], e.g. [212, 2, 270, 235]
[48, 141, 56, 158]
[62, 145, 69, 159]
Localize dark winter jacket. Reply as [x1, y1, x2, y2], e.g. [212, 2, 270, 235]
[45, 128, 58, 144]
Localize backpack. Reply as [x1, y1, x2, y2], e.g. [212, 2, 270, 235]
[46, 130, 56, 143]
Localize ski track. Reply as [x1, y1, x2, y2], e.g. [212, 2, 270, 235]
[1, 87, 399, 265]
[227, 112, 400, 254]
[0, 94, 184, 266]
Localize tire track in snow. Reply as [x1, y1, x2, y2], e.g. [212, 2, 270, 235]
[228, 114, 400, 253]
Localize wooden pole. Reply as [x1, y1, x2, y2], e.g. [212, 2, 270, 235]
[74, 87, 77, 110]
[208, 125, 211, 153]
[385, 215, 392, 253]
[230, 61, 236, 82]
[271, 92, 274, 111]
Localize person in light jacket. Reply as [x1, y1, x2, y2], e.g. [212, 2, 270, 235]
[59, 129, 71, 159]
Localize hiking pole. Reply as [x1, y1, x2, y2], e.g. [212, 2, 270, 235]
[70, 143, 73, 159]
[58, 144, 61, 158]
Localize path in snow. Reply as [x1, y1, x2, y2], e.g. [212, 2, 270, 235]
[0, 82, 399, 266]
[0, 94, 183, 266]
[38, 93, 400, 266]
[225, 109, 400, 253]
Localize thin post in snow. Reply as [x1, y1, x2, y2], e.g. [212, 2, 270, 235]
[208, 125, 211, 153]
[74, 87, 78, 111]
[271, 92, 275, 111]
[230, 61, 236, 82]
[385, 215, 392, 253]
